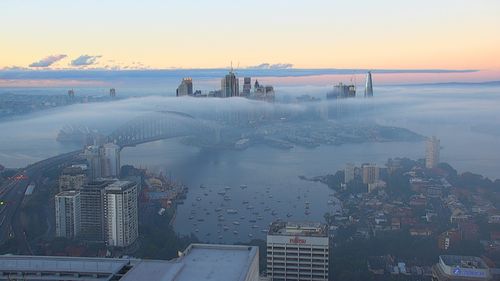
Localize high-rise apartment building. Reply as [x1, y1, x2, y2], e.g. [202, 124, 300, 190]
[364, 71, 373, 97]
[362, 164, 379, 185]
[104, 181, 138, 248]
[55, 190, 81, 239]
[79, 180, 111, 242]
[59, 164, 87, 192]
[176, 78, 193, 96]
[267, 221, 329, 281]
[344, 163, 355, 184]
[426, 136, 440, 169]
[84, 145, 102, 181]
[221, 71, 239, 98]
[101, 143, 120, 178]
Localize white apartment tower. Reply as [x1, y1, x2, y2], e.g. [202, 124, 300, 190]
[55, 190, 81, 239]
[104, 181, 139, 248]
[267, 221, 329, 281]
[426, 136, 440, 169]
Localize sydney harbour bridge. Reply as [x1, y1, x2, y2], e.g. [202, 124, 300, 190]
[106, 110, 221, 148]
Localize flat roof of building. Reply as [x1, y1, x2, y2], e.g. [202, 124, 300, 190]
[0, 244, 258, 281]
[268, 221, 328, 237]
[106, 180, 136, 191]
[0, 255, 133, 276]
[440, 255, 489, 269]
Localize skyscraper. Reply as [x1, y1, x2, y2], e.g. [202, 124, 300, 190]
[221, 70, 239, 98]
[267, 221, 329, 281]
[109, 88, 116, 98]
[104, 181, 139, 248]
[426, 136, 440, 169]
[55, 190, 81, 239]
[101, 143, 121, 178]
[176, 78, 193, 96]
[364, 71, 373, 97]
[242, 77, 251, 96]
[327, 82, 356, 99]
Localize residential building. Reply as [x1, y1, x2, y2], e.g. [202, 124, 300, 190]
[344, 163, 355, 184]
[55, 190, 81, 239]
[362, 164, 379, 185]
[84, 145, 102, 181]
[59, 164, 87, 192]
[267, 221, 329, 281]
[426, 136, 440, 169]
[79, 180, 112, 242]
[101, 143, 120, 178]
[104, 181, 138, 248]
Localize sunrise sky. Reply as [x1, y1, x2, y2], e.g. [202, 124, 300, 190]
[1, 0, 499, 72]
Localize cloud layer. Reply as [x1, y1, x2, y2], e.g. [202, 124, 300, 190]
[247, 63, 294, 69]
[71, 55, 101, 66]
[29, 54, 67, 67]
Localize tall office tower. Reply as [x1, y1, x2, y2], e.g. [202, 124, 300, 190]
[364, 71, 373, 97]
[101, 143, 121, 178]
[344, 163, 355, 184]
[425, 136, 440, 169]
[362, 164, 379, 185]
[84, 145, 102, 181]
[58, 164, 88, 192]
[79, 180, 113, 242]
[55, 190, 81, 239]
[176, 78, 193, 96]
[109, 88, 116, 98]
[221, 70, 239, 97]
[242, 77, 252, 96]
[67, 89, 75, 98]
[267, 221, 329, 281]
[327, 82, 356, 99]
[104, 181, 138, 248]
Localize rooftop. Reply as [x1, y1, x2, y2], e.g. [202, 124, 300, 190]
[0, 244, 258, 281]
[440, 255, 489, 269]
[106, 180, 136, 191]
[0, 255, 134, 278]
[268, 221, 328, 237]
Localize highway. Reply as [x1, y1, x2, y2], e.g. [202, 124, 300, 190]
[0, 150, 82, 254]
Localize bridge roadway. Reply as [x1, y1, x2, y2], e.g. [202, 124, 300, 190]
[0, 150, 82, 254]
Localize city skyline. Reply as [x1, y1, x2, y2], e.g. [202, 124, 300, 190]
[1, 0, 499, 71]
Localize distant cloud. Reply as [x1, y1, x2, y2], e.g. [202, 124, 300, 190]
[71, 55, 102, 66]
[247, 63, 294, 70]
[1, 65, 28, 71]
[29, 54, 67, 67]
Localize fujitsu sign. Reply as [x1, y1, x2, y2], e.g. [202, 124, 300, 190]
[289, 236, 306, 244]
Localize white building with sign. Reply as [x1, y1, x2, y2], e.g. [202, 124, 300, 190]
[267, 221, 329, 281]
[432, 255, 491, 281]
